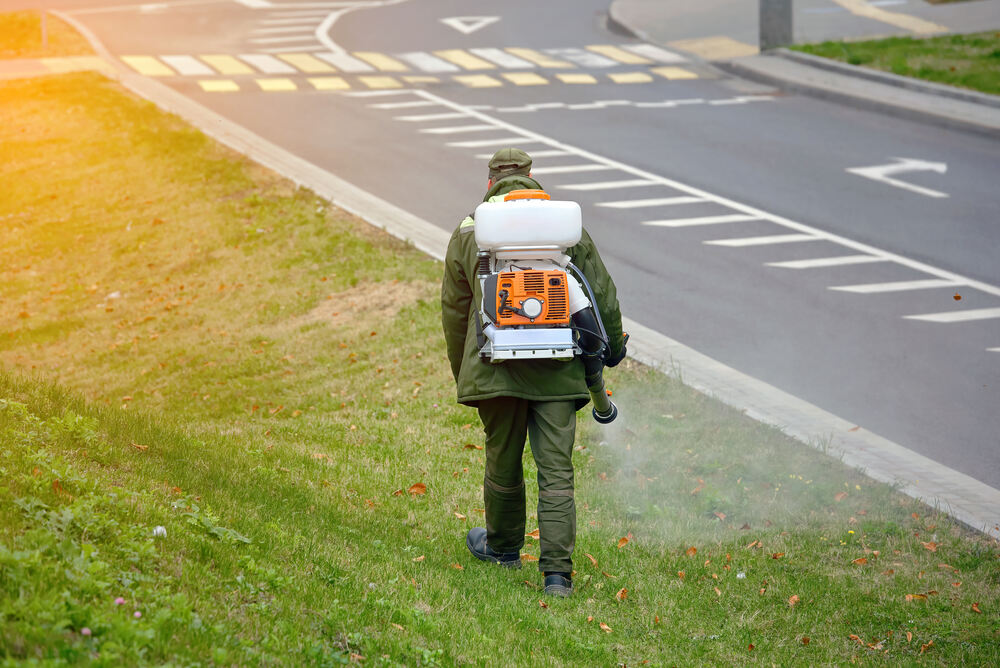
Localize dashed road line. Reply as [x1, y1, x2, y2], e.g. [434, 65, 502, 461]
[829, 279, 963, 294]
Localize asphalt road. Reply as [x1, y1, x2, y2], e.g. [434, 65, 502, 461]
[53, 0, 1000, 489]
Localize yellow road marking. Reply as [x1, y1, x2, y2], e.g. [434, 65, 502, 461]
[608, 71, 654, 84]
[652, 66, 698, 80]
[199, 80, 239, 92]
[278, 53, 335, 73]
[403, 76, 440, 84]
[830, 0, 948, 34]
[199, 55, 254, 75]
[433, 49, 496, 70]
[668, 36, 758, 60]
[353, 52, 408, 72]
[121, 55, 173, 76]
[309, 77, 350, 91]
[502, 72, 549, 86]
[256, 78, 297, 91]
[586, 45, 652, 65]
[505, 48, 574, 68]
[556, 73, 597, 84]
[454, 74, 503, 88]
[359, 76, 403, 89]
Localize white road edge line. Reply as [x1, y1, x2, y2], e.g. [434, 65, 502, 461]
[60, 10, 999, 540]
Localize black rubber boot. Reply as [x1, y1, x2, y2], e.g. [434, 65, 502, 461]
[466, 527, 521, 569]
[543, 572, 573, 597]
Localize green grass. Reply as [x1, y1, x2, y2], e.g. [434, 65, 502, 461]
[0, 11, 93, 59]
[793, 31, 1000, 95]
[1, 71, 999, 665]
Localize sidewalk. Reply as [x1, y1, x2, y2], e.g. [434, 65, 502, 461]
[609, 0, 1000, 138]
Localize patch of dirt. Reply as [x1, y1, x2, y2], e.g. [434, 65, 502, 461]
[296, 279, 437, 331]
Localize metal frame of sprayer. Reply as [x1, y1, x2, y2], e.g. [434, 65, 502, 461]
[473, 191, 621, 424]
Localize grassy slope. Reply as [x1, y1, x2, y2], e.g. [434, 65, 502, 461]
[0, 11, 93, 59]
[793, 31, 1000, 96]
[1, 72, 998, 666]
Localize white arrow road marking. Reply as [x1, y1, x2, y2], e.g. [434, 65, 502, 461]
[440, 16, 500, 35]
[846, 157, 949, 198]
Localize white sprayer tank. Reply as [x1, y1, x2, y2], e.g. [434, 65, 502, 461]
[474, 199, 582, 251]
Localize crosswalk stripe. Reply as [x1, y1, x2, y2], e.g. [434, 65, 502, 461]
[706, 234, 818, 247]
[257, 78, 297, 91]
[420, 124, 497, 134]
[469, 48, 536, 69]
[652, 66, 698, 80]
[597, 196, 704, 208]
[161, 55, 214, 75]
[200, 54, 254, 75]
[358, 75, 402, 89]
[455, 74, 503, 88]
[642, 214, 758, 227]
[559, 179, 657, 191]
[121, 56, 174, 76]
[502, 72, 549, 86]
[531, 164, 612, 175]
[546, 48, 619, 68]
[505, 48, 574, 68]
[556, 73, 597, 84]
[239, 54, 296, 74]
[829, 279, 962, 294]
[622, 44, 689, 64]
[586, 45, 653, 65]
[448, 137, 538, 147]
[353, 52, 408, 72]
[766, 255, 888, 269]
[316, 52, 374, 72]
[608, 71, 654, 84]
[904, 307, 1000, 323]
[278, 53, 335, 73]
[309, 76, 350, 90]
[434, 50, 496, 70]
[398, 52, 459, 72]
[199, 80, 240, 92]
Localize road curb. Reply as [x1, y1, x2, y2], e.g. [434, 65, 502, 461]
[53, 11, 1000, 541]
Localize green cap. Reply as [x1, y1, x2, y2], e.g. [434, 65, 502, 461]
[488, 147, 532, 179]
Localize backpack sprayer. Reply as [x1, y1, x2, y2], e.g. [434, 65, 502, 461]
[474, 190, 622, 424]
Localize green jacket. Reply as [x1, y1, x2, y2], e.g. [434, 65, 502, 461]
[440, 176, 624, 409]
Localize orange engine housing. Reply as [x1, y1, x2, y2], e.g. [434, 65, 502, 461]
[493, 270, 570, 326]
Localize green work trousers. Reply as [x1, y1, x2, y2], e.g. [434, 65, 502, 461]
[477, 396, 577, 574]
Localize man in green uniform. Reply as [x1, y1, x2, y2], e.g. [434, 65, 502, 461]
[441, 148, 626, 596]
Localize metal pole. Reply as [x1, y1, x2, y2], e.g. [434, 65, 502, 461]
[760, 0, 793, 52]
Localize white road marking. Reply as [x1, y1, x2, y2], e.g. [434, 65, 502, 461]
[622, 43, 689, 64]
[446, 137, 539, 147]
[440, 16, 500, 35]
[904, 308, 1000, 323]
[597, 196, 704, 208]
[394, 112, 469, 122]
[315, 52, 374, 72]
[847, 157, 949, 199]
[559, 179, 658, 191]
[530, 164, 613, 175]
[468, 48, 535, 69]
[830, 279, 963, 294]
[706, 234, 819, 247]
[419, 125, 499, 134]
[642, 214, 758, 227]
[397, 52, 459, 73]
[238, 54, 297, 73]
[766, 255, 887, 269]
[160, 55, 214, 76]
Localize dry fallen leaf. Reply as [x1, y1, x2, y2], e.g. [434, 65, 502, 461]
[585, 553, 598, 568]
[686, 546, 698, 557]
[615, 587, 628, 602]
[788, 595, 800, 607]
[407, 483, 427, 496]
[599, 622, 612, 633]
[617, 532, 633, 549]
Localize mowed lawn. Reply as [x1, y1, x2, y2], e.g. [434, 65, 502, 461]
[1, 72, 998, 666]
